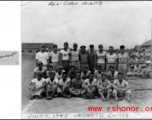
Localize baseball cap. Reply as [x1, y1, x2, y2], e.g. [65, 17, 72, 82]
[83, 65, 88, 69]
[73, 43, 77, 46]
[58, 65, 63, 69]
[53, 44, 57, 47]
[46, 48, 49, 50]
[99, 44, 103, 47]
[81, 45, 86, 49]
[64, 42, 68, 45]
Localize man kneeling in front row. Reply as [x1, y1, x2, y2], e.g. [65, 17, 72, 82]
[82, 72, 97, 99]
[45, 71, 59, 100]
[28, 73, 47, 100]
[112, 72, 131, 102]
[69, 72, 85, 97]
[97, 73, 112, 101]
[57, 72, 71, 98]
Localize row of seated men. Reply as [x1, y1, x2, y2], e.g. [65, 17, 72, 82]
[29, 61, 131, 102]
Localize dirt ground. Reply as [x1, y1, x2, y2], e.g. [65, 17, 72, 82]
[22, 54, 152, 114]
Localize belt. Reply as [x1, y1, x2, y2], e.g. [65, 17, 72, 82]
[107, 63, 115, 64]
[71, 61, 79, 62]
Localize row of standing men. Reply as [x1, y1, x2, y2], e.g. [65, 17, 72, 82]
[36, 42, 129, 80]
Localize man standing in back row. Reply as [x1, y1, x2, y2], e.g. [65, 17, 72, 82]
[79, 45, 89, 72]
[70, 43, 80, 72]
[60, 42, 71, 73]
[36, 44, 49, 67]
[118, 45, 129, 80]
[88, 44, 96, 73]
[49, 44, 60, 72]
[106, 46, 118, 71]
[96, 44, 106, 71]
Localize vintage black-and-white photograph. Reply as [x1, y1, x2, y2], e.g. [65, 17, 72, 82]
[0, 51, 19, 65]
[22, 1, 152, 118]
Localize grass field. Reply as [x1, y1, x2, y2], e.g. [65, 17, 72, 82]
[22, 54, 152, 114]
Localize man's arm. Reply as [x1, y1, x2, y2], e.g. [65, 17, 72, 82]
[123, 83, 131, 91]
[33, 72, 36, 78]
[88, 81, 97, 87]
[94, 52, 97, 69]
[112, 81, 119, 90]
[106, 80, 112, 89]
[35, 59, 38, 67]
[82, 81, 88, 88]
[59, 52, 62, 65]
[35, 53, 38, 67]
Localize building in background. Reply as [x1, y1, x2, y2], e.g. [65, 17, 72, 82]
[22, 43, 53, 54]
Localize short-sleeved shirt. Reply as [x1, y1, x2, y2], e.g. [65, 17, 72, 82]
[107, 71, 118, 78]
[80, 52, 89, 63]
[106, 53, 117, 64]
[31, 78, 46, 88]
[71, 50, 79, 61]
[85, 78, 97, 86]
[118, 53, 129, 64]
[34, 67, 47, 74]
[96, 51, 107, 64]
[55, 70, 65, 80]
[94, 70, 103, 80]
[46, 77, 58, 84]
[97, 79, 111, 87]
[46, 70, 56, 77]
[58, 78, 71, 87]
[68, 71, 76, 80]
[113, 79, 129, 88]
[36, 52, 49, 65]
[81, 70, 91, 79]
[60, 49, 70, 61]
[49, 51, 59, 63]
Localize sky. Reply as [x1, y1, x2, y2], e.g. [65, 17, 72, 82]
[21, 1, 152, 49]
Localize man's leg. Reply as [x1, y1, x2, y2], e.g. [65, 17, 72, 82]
[69, 88, 77, 96]
[125, 89, 131, 102]
[90, 87, 97, 98]
[46, 85, 52, 100]
[106, 89, 112, 101]
[80, 88, 87, 98]
[98, 89, 106, 101]
[113, 89, 118, 101]
[62, 87, 71, 98]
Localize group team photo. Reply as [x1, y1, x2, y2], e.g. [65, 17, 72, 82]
[22, 1, 152, 115]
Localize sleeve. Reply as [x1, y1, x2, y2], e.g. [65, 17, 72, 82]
[49, 52, 52, 57]
[113, 80, 117, 85]
[55, 78, 58, 83]
[34, 68, 37, 72]
[58, 80, 62, 85]
[124, 81, 129, 86]
[31, 79, 35, 83]
[68, 78, 71, 82]
[35, 53, 39, 59]
[44, 67, 47, 71]
[107, 80, 112, 85]
[45, 78, 49, 83]
[42, 78, 46, 82]
[46, 53, 49, 59]
[60, 50, 62, 54]
[115, 54, 118, 59]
